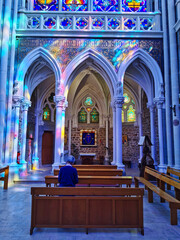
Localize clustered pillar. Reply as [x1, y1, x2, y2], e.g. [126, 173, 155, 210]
[52, 96, 68, 171]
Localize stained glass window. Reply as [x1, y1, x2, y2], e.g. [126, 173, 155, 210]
[62, 0, 87, 11]
[123, 93, 130, 103]
[122, 110, 124, 122]
[93, 0, 118, 12]
[43, 104, 51, 121]
[122, 0, 147, 12]
[78, 108, 87, 123]
[122, 92, 136, 122]
[34, 0, 59, 11]
[90, 108, 99, 123]
[84, 97, 94, 107]
[127, 105, 136, 122]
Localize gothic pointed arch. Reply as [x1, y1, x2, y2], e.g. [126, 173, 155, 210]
[14, 47, 61, 98]
[62, 48, 117, 99]
[118, 49, 164, 102]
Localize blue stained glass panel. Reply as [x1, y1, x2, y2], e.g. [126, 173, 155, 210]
[93, 0, 118, 12]
[108, 18, 120, 30]
[92, 18, 104, 28]
[60, 18, 72, 29]
[124, 18, 136, 30]
[122, 0, 147, 12]
[34, 0, 59, 11]
[44, 18, 56, 28]
[62, 0, 87, 11]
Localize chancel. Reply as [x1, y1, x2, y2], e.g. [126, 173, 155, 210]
[0, 0, 180, 239]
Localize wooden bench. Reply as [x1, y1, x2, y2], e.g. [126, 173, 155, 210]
[0, 166, 9, 190]
[134, 167, 180, 225]
[54, 169, 123, 176]
[59, 165, 117, 169]
[167, 166, 180, 190]
[45, 175, 132, 187]
[30, 187, 144, 235]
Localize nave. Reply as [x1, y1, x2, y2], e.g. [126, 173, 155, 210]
[0, 166, 180, 240]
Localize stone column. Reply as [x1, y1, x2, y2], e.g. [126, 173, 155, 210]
[137, 112, 143, 163]
[154, 98, 166, 172]
[111, 102, 116, 165]
[4, 0, 19, 165]
[52, 96, 68, 170]
[21, 99, 31, 167]
[68, 119, 72, 155]
[104, 116, 109, 163]
[155, 0, 159, 11]
[147, 104, 157, 166]
[115, 97, 125, 172]
[0, 0, 12, 164]
[32, 109, 41, 170]
[167, 0, 180, 169]
[161, 0, 174, 167]
[11, 96, 22, 167]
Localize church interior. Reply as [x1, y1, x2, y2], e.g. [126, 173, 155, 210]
[0, 0, 180, 239]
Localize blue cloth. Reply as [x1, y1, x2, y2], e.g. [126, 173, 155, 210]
[58, 165, 78, 187]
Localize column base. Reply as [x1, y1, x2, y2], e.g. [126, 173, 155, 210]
[52, 162, 61, 172]
[174, 165, 180, 170]
[104, 156, 110, 165]
[117, 164, 126, 175]
[110, 161, 116, 166]
[32, 157, 39, 170]
[10, 162, 20, 167]
[158, 165, 167, 173]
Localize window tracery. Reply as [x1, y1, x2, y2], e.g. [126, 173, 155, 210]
[78, 96, 99, 124]
[42, 92, 55, 122]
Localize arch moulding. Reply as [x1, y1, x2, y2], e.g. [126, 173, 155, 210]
[62, 48, 117, 99]
[14, 47, 61, 98]
[118, 49, 164, 101]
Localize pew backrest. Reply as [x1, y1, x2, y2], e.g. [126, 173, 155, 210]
[54, 169, 123, 176]
[45, 175, 132, 187]
[59, 165, 117, 169]
[0, 165, 9, 190]
[30, 187, 144, 235]
[167, 166, 180, 179]
[145, 167, 180, 190]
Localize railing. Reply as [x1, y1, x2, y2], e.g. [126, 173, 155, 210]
[18, 11, 161, 32]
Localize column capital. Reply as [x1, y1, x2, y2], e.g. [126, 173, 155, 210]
[54, 96, 68, 110]
[22, 99, 31, 111]
[154, 97, 165, 109]
[147, 103, 156, 111]
[114, 97, 124, 108]
[12, 96, 23, 108]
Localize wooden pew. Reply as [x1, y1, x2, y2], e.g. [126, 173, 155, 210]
[59, 165, 117, 169]
[167, 166, 180, 190]
[45, 175, 132, 187]
[134, 166, 180, 225]
[54, 169, 123, 176]
[0, 166, 9, 190]
[30, 187, 144, 235]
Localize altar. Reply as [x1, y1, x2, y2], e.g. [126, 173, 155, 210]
[79, 153, 96, 165]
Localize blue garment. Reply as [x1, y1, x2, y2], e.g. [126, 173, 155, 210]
[58, 165, 78, 187]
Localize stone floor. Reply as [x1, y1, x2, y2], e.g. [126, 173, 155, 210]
[0, 166, 180, 240]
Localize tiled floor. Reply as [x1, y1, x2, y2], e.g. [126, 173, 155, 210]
[0, 166, 180, 240]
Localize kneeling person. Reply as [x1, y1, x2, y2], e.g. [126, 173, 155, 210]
[58, 155, 78, 187]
